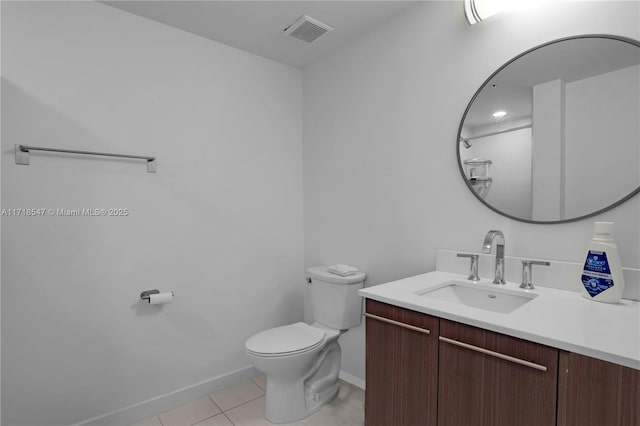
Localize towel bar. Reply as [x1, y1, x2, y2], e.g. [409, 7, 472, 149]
[15, 144, 157, 173]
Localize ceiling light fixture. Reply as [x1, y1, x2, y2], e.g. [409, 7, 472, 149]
[492, 111, 507, 118]
[464, 0, 509, 25]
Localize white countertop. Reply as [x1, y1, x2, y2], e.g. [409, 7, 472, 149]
[359, 271, 640, 370]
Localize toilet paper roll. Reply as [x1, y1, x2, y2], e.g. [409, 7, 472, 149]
[149, 292, 173, 305]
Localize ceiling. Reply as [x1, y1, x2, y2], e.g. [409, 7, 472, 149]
[102, 1, 421, 69]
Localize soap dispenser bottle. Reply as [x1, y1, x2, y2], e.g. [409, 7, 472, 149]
[580, 222, 625, 303]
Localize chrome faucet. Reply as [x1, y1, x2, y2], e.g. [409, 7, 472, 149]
[482, 230, 506, 284]
[520, 260, 550, 290]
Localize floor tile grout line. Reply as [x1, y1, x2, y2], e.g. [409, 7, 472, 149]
[219, 393, 266, 414]
[250, 376, 266, 391]
[207, 393, 224, 414]
[222, 411, 236, 426]
[156, 396, 224, 426]
[143, 381, 364, 426]
[186, 410, 236, 426]
[206, 379, 265, 412]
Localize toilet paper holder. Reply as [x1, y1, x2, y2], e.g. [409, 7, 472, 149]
[140, 289, 160, 301]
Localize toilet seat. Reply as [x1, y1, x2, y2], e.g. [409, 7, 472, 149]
[245, 322, 326, 357]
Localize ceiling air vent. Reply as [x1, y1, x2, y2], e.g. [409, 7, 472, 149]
[283, 15, 333, 43]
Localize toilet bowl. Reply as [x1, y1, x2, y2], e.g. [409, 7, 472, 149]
[245, 266, 366, 424]
[246, 322, 341, 423]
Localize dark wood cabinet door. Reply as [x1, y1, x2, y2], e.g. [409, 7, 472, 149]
[438, 319, 558, 426]
[558, 351, 640, 426]
[365, 299, 439, 426]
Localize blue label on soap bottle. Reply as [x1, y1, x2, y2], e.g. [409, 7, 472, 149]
[581, 250, 614, 297]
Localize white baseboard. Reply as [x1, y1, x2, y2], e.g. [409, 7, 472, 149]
[339, 370, 365, 390]
[76, 365, 259, 426]
[76, 366, 361, 425]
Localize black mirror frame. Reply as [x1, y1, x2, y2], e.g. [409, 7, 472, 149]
[457, 34, 640, 224]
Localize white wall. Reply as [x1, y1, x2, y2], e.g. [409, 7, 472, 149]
[303, 0, 640, 383]
[1, 2, 303, 425]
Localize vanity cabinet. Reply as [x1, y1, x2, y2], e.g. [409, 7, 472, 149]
[557, 351, 640, 426]
[364, 299, 439, 426]
[364, 300, 640, 426]
[438, 319, 559, 426]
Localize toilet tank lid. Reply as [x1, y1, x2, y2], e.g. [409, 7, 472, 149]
[305, 266, 366, 284]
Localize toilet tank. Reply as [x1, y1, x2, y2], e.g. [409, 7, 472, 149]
[305, 266, 366, 330]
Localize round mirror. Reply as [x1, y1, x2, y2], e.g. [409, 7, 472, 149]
[457, 35, 640, 224]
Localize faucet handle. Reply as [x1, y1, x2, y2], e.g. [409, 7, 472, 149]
[457, 253, 480, 281]
[520, 260, 550, 290]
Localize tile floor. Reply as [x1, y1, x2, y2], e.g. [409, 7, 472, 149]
[131, 377, 364, 426]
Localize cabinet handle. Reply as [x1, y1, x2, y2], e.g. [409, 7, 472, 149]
[364, 313, 431, 335]
[438, 336, 548, 372]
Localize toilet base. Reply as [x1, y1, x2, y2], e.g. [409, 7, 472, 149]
[264, 378, 340, 424]
[263, 341, 341, 424]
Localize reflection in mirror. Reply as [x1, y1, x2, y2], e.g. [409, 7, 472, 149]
[458, 35, 640, 223]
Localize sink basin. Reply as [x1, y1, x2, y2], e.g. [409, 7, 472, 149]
[415, 281, 537, 314]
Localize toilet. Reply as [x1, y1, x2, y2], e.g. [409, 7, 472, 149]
[245, 266, 366, 424]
